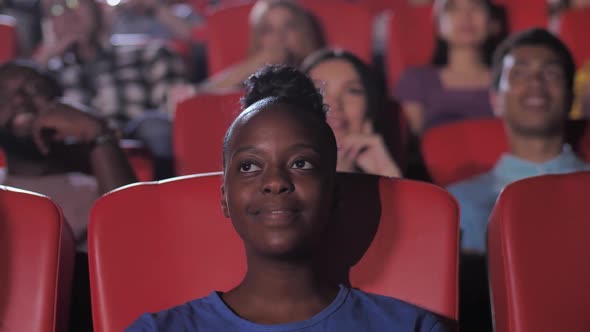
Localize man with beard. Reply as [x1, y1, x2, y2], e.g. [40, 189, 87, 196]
[448, 28, 590, 255]
[0, 60, 137, 330]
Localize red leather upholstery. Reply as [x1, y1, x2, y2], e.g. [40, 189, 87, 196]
[204, 1, 375, 75]
[88, 172, 459, 331]
[300, 0, 374, 63]
[487, 172, 590, 332]
[0, 15, 16, 63]
[422, 118, 590, 186]
[557, 8, 590, 67]
[173, 92, 243, 175]
[494, 0, 547, 33]
[347, 174, 459, 321]
[205, 3, 253, 75]
[386, 4, 435, 87]
[0, 186, 75, 332]
[422, 118, 508, 186]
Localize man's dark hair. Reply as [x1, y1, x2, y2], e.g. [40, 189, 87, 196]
[491, 28, 576, 94]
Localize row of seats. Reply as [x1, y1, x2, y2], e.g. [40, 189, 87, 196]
[172, 93, 590, 185]
[3, 1, 590, 84]
[3, 170, 589, 331]
[196, 1, 590, 90]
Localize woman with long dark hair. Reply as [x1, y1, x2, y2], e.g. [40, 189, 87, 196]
[302, 49, 403, 178]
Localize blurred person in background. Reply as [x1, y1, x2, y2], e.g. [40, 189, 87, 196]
[196, 0, 325, 93]
[395, 0, 504, 135]
[448, 28, 590, 256]
[33, 0, 187, 179]
[302, 49, 403, 178]
[0, 60, 137, 331]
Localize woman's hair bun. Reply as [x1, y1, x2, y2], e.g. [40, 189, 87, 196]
[241, 65, 326, 120]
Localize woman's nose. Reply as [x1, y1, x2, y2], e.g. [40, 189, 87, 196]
[261, 167, 294, 195]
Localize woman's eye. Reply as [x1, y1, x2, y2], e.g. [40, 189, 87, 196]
[239, 162, 261, 173]
[291, 160, 314, 169]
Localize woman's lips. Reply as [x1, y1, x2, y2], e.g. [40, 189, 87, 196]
[250, 207, 301, 225]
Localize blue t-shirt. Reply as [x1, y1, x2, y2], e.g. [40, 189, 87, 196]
[448, 145, 590, 254]
[126, 285, 447, 332]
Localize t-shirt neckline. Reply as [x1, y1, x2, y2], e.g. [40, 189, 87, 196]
[209, 284, 349, 331]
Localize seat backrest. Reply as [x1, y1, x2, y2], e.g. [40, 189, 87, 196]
[205, 3, 254, 75]
[422, 118, 508, 186]
[204, 1, 374, 75]
[386, 4, 435, 87]
[487, 172, 590, 332]
[89, 172, 459, 331]
[422, 119, 590, 186]
[300, 0, 374, 63]
[557, 8, 590, 68]
[495, 0, 547, 33]
[173, 92, 243, 175]
[0, 186, 75, 332]
[0, 15, 16, 63]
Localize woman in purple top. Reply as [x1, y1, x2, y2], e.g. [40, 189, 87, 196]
[396, 0, 506, 135]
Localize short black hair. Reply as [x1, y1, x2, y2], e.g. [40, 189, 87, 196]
[491, 28, 576, 93]
[222, 65, 336, 168]
[0, 59, 63, 99]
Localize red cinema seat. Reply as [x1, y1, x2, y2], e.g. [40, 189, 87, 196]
[301, 0, 374, 63]
[494, 0, 547, 33]
[487, 172, 590, 332]
[0, 186, 75, 332]
[173, 91, 243, 175]
[88, 172, 459, 331]
[204, 3, 253, 75]
[386, 4, 435, 88]
[0, 15, 16, 63]
[557, 8, 590, 68]
[422, 118, 508, 186]
[422, 118, 590, 186]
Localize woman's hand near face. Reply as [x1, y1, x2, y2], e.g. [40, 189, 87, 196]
[338, 123, 402, 178]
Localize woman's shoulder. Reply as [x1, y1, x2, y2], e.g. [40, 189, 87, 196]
[347, 288, 447, 330]
[125, 293, 222, 332]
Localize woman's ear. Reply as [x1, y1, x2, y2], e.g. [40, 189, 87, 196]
[221, 185, 230, 218]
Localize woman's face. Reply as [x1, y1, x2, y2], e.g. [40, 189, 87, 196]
[437, 0, 490, 47]
[222, 104, 335, 258]
[308, 59, 368, 144]
[256, 5, 314, 60]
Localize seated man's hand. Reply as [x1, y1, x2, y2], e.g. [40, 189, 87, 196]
[31, 97, 110, 155]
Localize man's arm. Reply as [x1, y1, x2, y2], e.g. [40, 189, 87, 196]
[32, 97, 137, 194]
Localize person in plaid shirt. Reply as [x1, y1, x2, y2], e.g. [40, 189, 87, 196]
[34, 0, 187, 178]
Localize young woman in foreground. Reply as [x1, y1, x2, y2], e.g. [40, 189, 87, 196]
[127, 65, 448, 332]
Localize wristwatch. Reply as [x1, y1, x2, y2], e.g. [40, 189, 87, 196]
[90, 130, 118, 149]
